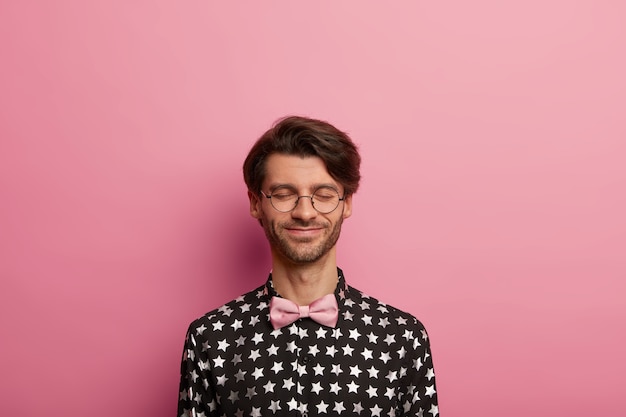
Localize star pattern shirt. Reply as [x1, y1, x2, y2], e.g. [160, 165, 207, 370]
[178, 269, 439, 417]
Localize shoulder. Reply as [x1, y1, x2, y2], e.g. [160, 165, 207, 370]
[346, 285, 430, 337]
[185, 284, 269, 338]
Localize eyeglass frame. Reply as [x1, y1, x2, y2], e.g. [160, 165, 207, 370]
[259, 185, 347, 214]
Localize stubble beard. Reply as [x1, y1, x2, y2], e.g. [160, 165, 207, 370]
[263, 217, 344, 265]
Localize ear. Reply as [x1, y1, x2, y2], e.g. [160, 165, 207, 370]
[248, 190, 262, 220]
[341, 194, 353, 219]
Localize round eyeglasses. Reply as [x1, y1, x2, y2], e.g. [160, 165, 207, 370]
[261, 186, 346, 214]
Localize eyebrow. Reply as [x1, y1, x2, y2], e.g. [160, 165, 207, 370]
[267, 183, 340, 192]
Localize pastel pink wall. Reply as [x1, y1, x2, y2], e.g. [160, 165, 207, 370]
[1, 2, 624, 416]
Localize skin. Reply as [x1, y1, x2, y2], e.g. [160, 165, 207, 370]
[248, 153, 353, 306]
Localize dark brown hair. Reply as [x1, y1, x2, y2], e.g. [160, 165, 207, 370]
[243, 116, 361, 196]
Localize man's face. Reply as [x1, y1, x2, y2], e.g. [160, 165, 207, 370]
[249, 154, 352, 265]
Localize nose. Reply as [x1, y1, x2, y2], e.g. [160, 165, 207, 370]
[291, 196, 318, 220]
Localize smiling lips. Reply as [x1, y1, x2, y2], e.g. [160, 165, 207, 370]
[286, 227, 323, 235]
[284, 224, 326, 237]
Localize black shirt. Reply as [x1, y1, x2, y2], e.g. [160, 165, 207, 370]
[178, 269, 439, 416]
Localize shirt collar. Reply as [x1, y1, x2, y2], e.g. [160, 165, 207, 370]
[262, 267, 349, 306]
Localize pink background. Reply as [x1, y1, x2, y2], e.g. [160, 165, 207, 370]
[1, 1, 625, 416]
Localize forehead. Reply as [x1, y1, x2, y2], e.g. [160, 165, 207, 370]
[263, 154, 339, 190]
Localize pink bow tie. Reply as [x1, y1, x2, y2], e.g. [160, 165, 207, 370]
[269, 294, 339, 330]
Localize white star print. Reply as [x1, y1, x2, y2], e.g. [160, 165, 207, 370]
[326, 345, 337, 357]
[282, 377, 295, 390]
[234, 369, 246, 382]
[271, 361, 283, 374]
[263, 381, 275, 393]
[249, 349, 261, 361]
[397, 346, 407, 359]
[196, 324, 207, 335]
[313, 363, 325, 375]
[235, 335, 246, 347]
[414, 357, 424, 371]
[361, 348, 373, 360]
[287, 398, 298, 411]
[370, 404, 383, 416]
[251, 332, 264, 344]
[317, 401, 329, 413]
[269, 400, 281, 413]
[252, 367, 264, 380]
[267, 344, 279, 356]
[179, 277, 438, 417]
[311, 381, 323, 394]
[331, 363, 342, 376]
[349, 328, 361, 340]
[213, 356, 225, 368]
[286, 341, 297, 353]
[217, 375, 228, 386]
[315, 327, 327, 338]
[347, 381, 360, 393]
[334, 401, 346, 413]
[218, 305, 233, 316]
[329, 382, 341, 394]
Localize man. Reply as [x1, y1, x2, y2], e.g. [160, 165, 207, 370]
[178, 116, 439, 416]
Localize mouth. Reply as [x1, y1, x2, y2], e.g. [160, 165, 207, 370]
[285, 227, 323, 234]
[283, 225, 325, 238]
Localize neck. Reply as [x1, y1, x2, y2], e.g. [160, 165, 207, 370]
[270, 250, 339, 305]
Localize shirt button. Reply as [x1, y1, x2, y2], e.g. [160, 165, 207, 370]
[301, 356, 310, 364]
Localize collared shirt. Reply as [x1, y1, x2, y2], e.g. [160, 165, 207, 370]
[178, 269, 439, 417]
